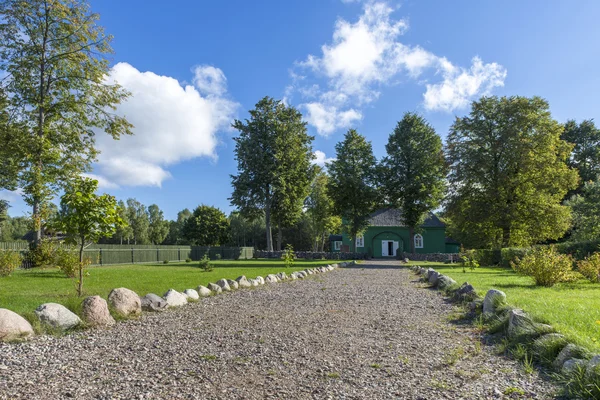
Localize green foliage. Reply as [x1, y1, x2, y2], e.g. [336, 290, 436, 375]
[561, 119, 600, 195]
[53, 177, 125, 296]
[445, 96, 578, 249]
[566, 179, 600, 242]
[198, 254, 213, 272]
[231, 96, 314, 251]
[328, 129, 379, 251]
[577, 253, 600, 283]
[381, 112, 446, 252]
[28, 239, 60, 269]
[0, 0, 133, 241]
[183, 205, 229, 246]
[148, 204, 169, 245]
[511, 246, 574, 287]
[282, 244, 295, 268]
[126, 199, 149, 245]
[164, 208, 191, 245]
[0, 248, 21, 277]
[53, 247, 79, 278]
[460, 249, 479, 272]
[305, 169, 341, 252]
[113, 200, 133, 244]
[557, 363, 600, 400]
[163, 259, 169, 264]
[185, 258, 192, 263]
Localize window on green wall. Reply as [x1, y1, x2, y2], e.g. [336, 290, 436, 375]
[356, 235, 364, 248]
[334, 241, 342, 250]
[414, 234, 423, 249]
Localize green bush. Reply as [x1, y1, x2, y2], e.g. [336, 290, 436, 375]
[198, 254, 213, 272]
[460, 249, 479, 272]
[282, 244, 295, 268]
[27, 239, 60, 269]
[185, 258, 192, 263]
[500, 247, 529, 268]
[556, 239, 600, 260]
[577, 252, 600, 283]
[511, 246, 573, 287]
[472, 249, 501, 266]
[54, 247, 80, 278]
[0, 249, 22, 277]
[163, 259, 169, 264]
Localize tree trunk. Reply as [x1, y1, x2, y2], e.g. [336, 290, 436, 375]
[265, 201, 273, 252]
[78, 236, 85, 297]
[409, 226, 415, 254]
[502, 226, 511, 248]
[276, 222, 282, 251]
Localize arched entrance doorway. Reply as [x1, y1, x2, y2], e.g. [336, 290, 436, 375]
[371, 231, 404, 258]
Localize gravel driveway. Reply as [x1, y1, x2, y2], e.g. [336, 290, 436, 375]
[0, 260, 558, 399]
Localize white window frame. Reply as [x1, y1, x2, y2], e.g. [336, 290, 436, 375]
[356, 235, 364, 248]
[334, 241, 342, 250]
[414, 234, 424, 249]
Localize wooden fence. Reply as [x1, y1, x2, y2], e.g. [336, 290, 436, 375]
[0, 242, 254, 267]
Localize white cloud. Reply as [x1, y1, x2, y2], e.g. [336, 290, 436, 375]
[192, 65, 228, 96]
[312, 150, 336, 167]
[304, 102, 362, 136]
[290, 1, 506, 134]
[423, 57, 507, 112]
[93, 62, 238, 187]
[81, 173, 119, 190]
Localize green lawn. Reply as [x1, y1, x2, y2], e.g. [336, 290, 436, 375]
[409, 261, 600, 353]
[0, 259, 342, 318]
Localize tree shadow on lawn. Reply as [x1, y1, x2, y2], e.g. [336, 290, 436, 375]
[18, 270, 68, 279]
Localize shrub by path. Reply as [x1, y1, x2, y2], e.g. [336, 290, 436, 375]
[0, 260, 557, 399]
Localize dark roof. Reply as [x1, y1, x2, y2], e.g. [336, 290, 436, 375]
[445, 237, 460, 245]
[329, 234, 343, 241]
[367, 208, 446, 228]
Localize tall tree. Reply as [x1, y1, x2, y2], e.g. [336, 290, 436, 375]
[231, 96, 314, 251]
[566, 179, 600, 241]
[54, 177, 124, 296]
[113, 200, 133, 244]
[126, 198, 149, 245]
[381, 112, 446, 253]
[328, 129, 379, 251]
[147, 204, 169, 245]
[305, 168, 341, 252]
[561, 119, 600, 195]
[446, 96, 578, 248]
[183, 205, 229, 246]
[164, 208, 191, 245]
[271, 105, 315, 250]
[0, 200, 8, 240]
[0, 0, 133, 243]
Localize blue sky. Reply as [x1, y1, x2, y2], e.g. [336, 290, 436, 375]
[3, 0, 600, 220]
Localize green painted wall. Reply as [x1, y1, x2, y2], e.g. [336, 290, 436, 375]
[336, 226, 448, 256]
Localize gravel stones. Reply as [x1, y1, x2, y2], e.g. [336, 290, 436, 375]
[216, 279, 231, 291]
[34, 303, 81, 331]
[196, 286, 213, 297]
[183, 289, 200, 300]
[81, 296, 115, 327]
[108, 288, 141, 317]
[163, 289, 188, 308]
[483, 289, 506, 315]
[0, 308, 34, 341]
[141, 294, 168, 312]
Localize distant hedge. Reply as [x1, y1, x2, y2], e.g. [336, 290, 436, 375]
[470, 239, 600, 267]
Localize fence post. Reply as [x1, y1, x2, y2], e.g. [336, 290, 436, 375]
[157, 248, 159, 262]
[178, 248, 181, 261]
[131, 248, 134, 264]
[99, 248, 103, 266]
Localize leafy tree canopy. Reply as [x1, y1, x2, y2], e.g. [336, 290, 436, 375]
[183, 205, 230, 246]
[566, 179, 600, 241]
[561, 119, 600, 195]
[148, 204, 169, 245]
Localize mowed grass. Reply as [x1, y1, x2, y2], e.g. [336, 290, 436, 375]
[409, 261, 600, 352]
[0, 259, 343, 318]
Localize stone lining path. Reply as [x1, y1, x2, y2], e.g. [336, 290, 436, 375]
[0, 260, 558, 399]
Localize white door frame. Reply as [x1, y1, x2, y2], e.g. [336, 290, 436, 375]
[382, 240, 389, 257]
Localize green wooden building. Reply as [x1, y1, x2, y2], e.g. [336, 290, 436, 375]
[330, 208, 460, 257]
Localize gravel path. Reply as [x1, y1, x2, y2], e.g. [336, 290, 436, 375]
[0, 261, 558, 399]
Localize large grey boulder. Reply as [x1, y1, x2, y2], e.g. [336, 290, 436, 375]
[236, 276, 252, 288]
[0, 309, 34, 341]
[207, 282, 222, 293]
[196, 286, 213, 297]
[227, 279, 240, 290]
[436, 275, 457, 289]
[35, 303, 81, 330]
[108, 288, 141, 317]
[255, 276, 265, 285]
[216, 279, 231, 291]
[183, 289, 200, 300]
[586, 355, 600, 378]
[304, 269, 313, 275]
[289, 272, 298, 280]
[507, 309, 553, 340]
[553, 343, 591, 370]
[483, 289, 506, 315]
[82, 296, 116, 327]
[265, 274, 279, 284]
[163, 289, 188, 308]
[455, 282, 477, 301]
[427, 269, 440, 286]
[141, 294, 168, 312]
[276, 272, 288, 280]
